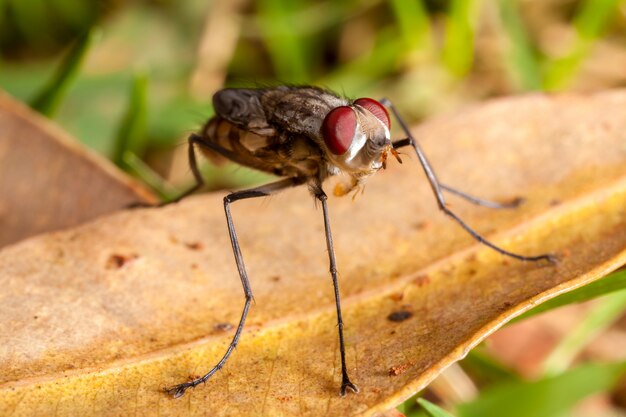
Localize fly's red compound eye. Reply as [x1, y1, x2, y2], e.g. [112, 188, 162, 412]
[322, 106, 357, 155]
[354, 98, 390, 129]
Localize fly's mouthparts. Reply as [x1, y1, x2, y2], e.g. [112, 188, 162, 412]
[381, 143, 402, 169]
[391, 147, 402, 164]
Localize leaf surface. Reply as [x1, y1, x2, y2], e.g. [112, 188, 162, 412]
[1, 91, 626, 416]
[0, 91, 155, 248]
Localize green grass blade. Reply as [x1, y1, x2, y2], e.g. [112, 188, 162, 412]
[388, 0, 431, 52]
[30, 28, 100, 117]
[543, 0, 620, 90]
[258, 0, 310, 83]
[442, 0, 478, 78]
[497, 0, 541, 90]
[461, 349, 521, 386]
[122, 152, 177, 201]
[511, 269, 626, 323]
[52, 0, 95, 28]
[542, 290, 626, 377]
[320, 28, 405, 93]
[574, 0, 621, 41]
[417, 398, 458, 417]
[112, 70, 149, 166]
[457, 361, 626, 417]
[0, 0, 5, 52]
[7, 0, 47, 47]
[396, 398, 410, 415]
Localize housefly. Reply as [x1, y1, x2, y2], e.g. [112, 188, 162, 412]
[163, 86, 555, 398]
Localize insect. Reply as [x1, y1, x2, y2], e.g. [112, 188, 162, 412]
[163, 86, 555, 398]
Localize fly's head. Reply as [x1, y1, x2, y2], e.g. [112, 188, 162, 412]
[321, 98, 400, 195]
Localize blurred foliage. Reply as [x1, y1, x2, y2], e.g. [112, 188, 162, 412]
[30, 29, 100, 116]
[2, 1, 626, 415]
[418, 398, 457, 417]
[0, 0, 104, 59]
[456, 361, 626, 417]
[513, 269, 626, 324]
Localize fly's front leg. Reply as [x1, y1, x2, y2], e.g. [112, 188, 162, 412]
[382, 99, 555, 263]
[164, 177, 303, 398]
[312, 185, 359, 396]
[438, 184, 523, 209]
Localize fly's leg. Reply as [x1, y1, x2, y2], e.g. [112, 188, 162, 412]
[164, 177, 304, 399]
[392, 137, 522, 209]
[165, 133, 210, 204]
[127, 133, 208, 208]
[312, 184, 359, 396]
[438, 184, 523, 209]
[173, 132, 277, 203]
[175, 132, 265, 203]
[382, 99, 555, 263]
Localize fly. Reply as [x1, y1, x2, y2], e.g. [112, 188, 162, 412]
[162, 86, 555, 398]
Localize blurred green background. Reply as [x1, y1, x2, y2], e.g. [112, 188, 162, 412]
[2, 1, 626, 415]
[2, 0, 626, 197]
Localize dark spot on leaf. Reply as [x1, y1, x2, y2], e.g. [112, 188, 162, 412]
[389, 363, 410, 376]
[550, 199, 562, 206]
[413, 274, 430, 287]
[214, 322, 234, 332]
[413, 221, 431, 230]
[105, 254, 138, 269]
[185, 242, 203, 250]
[388, 292, 403, 302]
[387, 310, 413, 322]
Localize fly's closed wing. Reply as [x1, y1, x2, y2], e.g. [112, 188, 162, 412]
[259, 86, 348, 143]
[207, 86, 343, 179]
[212, 89, 276, 136]
[213, 87, 348, 142]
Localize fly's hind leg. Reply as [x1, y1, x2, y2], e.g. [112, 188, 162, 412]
[171, 132, 260, 203]
[164, 177, 305, 398]
[127, 133, 209, 208]
[164, 133, 213, 205]
[382, 99, 555, 263]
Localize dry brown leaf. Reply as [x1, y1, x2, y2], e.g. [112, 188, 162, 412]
[2, 91, 626, 416]
[0, 91, 156, 248]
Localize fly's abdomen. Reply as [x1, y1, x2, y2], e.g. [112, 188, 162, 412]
[199, 116, 294, 175]
[199, 116, 324, 179]
[200, 117, 273, 166]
